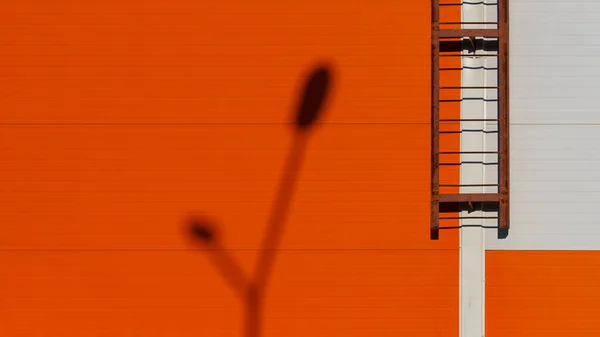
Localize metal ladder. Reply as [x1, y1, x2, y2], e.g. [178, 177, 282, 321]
[430, 0, 509, 239]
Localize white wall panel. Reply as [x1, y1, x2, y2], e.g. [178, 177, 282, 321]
[485, 0, 600, 250]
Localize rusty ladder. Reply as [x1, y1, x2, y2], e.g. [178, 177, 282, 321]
[430, 0, 509, 239]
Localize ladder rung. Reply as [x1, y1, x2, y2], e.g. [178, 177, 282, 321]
[440, 184, 499, 187]
[439, 29, 499, 38]
[440, 86, 498, 89]
[440, 54, 499, 57]
[438, 193, 504, 203]
[439, 151, 499, 154]
[439, 119, 499, 122]
[440, 22, 499, 25]
[440, 216, 499, 220]
[439, 162, 499, 166]
[439, 2, 498, 6]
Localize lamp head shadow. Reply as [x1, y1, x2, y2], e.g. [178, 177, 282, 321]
[294, 64, 333, 130]
[188, 217, 218, 245]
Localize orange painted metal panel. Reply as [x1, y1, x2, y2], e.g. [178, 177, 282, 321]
[487, 251, 600, 337]
[0, 1, 460, 336]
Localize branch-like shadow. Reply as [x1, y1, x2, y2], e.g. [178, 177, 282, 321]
[186, 63, 334, 337]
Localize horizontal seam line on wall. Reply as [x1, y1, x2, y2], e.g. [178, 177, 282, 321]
[0, 248, 458, 252]
[0, 122, 433, 126]
[512, 122, 600, 126]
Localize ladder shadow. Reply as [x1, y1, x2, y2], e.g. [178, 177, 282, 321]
[185, 63, 334, 337]
[439, 201, 509, 239]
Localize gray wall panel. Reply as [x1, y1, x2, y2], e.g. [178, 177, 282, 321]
[485, 0, 600, 250]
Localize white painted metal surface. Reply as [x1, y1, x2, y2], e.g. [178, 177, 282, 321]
[459, 2, 497, 336]
[486, 0, 600, 250]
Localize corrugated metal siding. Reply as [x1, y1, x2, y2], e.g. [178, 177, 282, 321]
[487, 251, 600, 337]
[486, 0, 600, 250]
[0, 1, 460, 336]
[486, 1, 600, 336]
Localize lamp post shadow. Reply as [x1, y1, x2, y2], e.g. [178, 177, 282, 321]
[186, 63, 334, 337]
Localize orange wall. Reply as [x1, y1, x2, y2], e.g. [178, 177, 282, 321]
[487, 251, 600, 337]
[0, 1, 460, 336]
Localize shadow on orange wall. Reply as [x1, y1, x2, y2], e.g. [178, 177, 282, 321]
[187, 64, 333, 337]
[0, 2, 460, 336]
